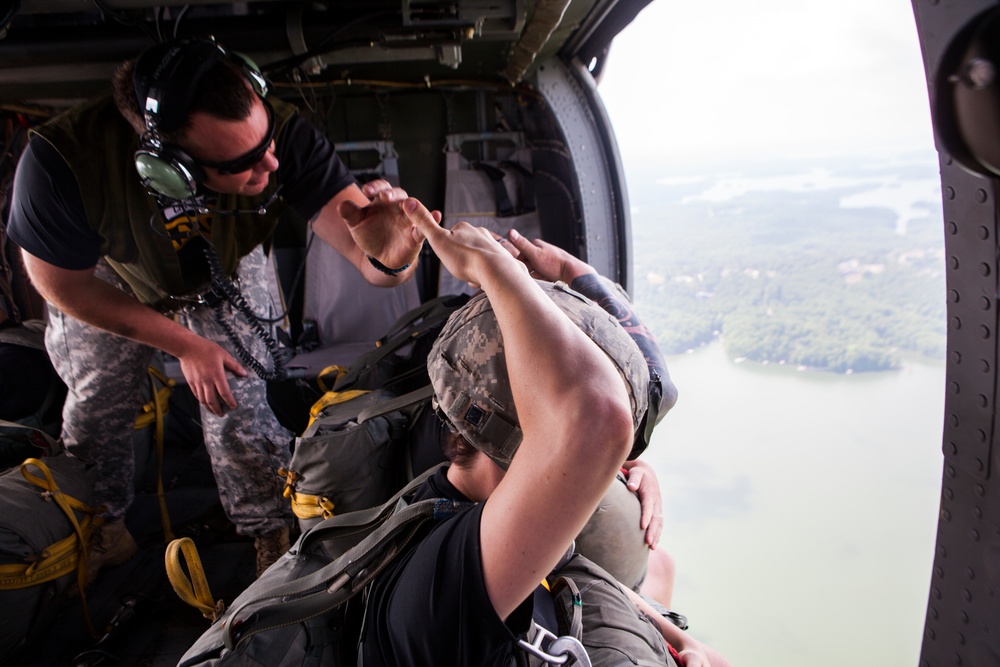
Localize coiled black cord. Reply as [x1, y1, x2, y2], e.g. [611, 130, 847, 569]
[203, 247, 287, 381]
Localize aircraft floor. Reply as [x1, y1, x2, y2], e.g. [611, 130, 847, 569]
[10, 489, 258, 667]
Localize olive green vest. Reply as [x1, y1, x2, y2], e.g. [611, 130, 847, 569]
[31, 93, 297, 307]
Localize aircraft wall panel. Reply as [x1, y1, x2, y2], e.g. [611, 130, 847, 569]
[912, 1, 1000, 665]
[535, 59, 629, 290]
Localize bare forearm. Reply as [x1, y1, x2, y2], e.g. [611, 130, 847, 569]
[23, 253, 201, 357]
[480, 263, 631, 451]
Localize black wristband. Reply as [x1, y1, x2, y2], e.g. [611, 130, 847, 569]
[367, 255, 410, 276]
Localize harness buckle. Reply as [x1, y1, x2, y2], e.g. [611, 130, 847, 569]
[518, 621, 592, 666]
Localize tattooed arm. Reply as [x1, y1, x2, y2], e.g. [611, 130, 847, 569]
[502, 230, 677, 455]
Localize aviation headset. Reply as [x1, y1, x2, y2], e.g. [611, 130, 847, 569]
[132, 37, 269, 200]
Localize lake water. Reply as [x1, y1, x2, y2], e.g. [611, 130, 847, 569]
[642, 341, 944, 666]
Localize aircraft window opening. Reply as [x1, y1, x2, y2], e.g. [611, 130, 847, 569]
[595, 2, 946, 666]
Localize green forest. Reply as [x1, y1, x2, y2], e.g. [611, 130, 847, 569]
[626, 160, 946, 373]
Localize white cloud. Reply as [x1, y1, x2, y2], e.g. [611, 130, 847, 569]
[598, 0, 935, 162]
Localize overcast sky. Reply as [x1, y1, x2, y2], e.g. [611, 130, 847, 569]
[598, 0, 936, 163]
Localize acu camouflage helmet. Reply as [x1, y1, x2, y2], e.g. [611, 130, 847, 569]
[428, 280, 648, 468]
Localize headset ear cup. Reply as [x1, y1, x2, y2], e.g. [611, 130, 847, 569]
[230, 51, 269, 98]
[134, 147, 203, 200]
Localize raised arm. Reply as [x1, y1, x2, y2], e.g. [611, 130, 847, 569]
[311, 180, 427, 287]
[404, 198, 635, 620]
[504, 231, 677, 421]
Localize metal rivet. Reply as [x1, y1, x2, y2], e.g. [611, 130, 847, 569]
[982, 360, 991, 373]
[963, 588, 973, 601]
[934, 586, 943, 598]
[975, 459, 984, 471]
[967, 568, 976, 580]
[952, 317, 962, 329]
[947, 465, 957, 477]
[950, 382, 961, 395]
[942, 510, 952, 522]
[952, 351, 962, 364]
[970, 530, 980, 542]
[949, 414, 960, 427]
[945, 487, 954, 500]
[981, 297, 992, 310]
[936, 565, 945, 577]
[947, 442, 958, 455]
[959, 632, 966, 646]
[976, 189, 989, 203]
[954, 652, 962, 665]
[949, 290, 960, 303]
[977, 429, 987, 442]
[978, 225, 990, 239]
[946, 186, 956, 199]
[981, 325, 991, 338]
[980, 263, 991, 276]
[978, 394, 988, 408]
[950, 256, 960, 270]
[961, 611, 969, 624]
[976, 484, 986, 497]
[973, 506, 983, 519]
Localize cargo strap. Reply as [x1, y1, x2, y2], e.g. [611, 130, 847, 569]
[165, 537, 225, 622]
[282, 481, 337, 520]
[0, 453, 103, 638]
[280, 385, 435, 520]
[315, 364, 347, 393]
[133, 365, 176, 541]
[224, 464, 453, 649]
[304, 387, 370, 430]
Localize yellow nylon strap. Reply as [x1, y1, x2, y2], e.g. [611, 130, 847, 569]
[287, 490, 336, 520]
[132, 366, 176, 542]
[133, 365, 175, 430]
[315, 364, 348, 394]
[165, 537, 225, 622]
[7, 458, 103, 637]
[279, 468, 336, 519]
[0, 515, 97, 587]
[19, 458, 99, 557]
[305, 388, 369, 429]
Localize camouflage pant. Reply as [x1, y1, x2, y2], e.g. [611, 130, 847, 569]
[45, 246, 293, 536]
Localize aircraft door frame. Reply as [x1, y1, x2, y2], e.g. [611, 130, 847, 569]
[912, 1, 1000, 665]
[534, 58, 634, 293]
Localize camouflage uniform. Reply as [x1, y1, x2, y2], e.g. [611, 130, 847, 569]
[45, 245, 293, 536]
[429, 280, 649, 468]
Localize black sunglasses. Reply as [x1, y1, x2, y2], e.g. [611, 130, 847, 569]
[195, 98, 275, 175]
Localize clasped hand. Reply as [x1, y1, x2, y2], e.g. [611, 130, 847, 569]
[338, 180, 425, 270]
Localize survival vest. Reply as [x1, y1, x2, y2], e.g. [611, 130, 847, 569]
[30, 94, 297, 308]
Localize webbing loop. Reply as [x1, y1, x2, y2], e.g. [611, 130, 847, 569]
[289, 490, 336, 520]
[6, 458, 104, 638]
[315, 365, 348, 393]
[165, 537, 225, 622]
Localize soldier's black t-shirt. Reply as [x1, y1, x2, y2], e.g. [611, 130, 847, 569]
[7, 114, 354, 271]
[359, 467, 535, 667]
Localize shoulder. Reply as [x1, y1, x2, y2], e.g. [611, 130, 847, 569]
[361, 502, 527, 665]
